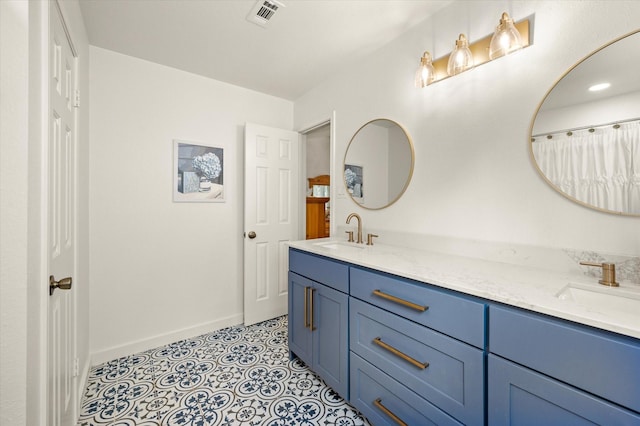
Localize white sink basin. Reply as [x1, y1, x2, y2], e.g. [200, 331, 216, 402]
[556, 283, 640, 326]
[312, 241, 365, 250]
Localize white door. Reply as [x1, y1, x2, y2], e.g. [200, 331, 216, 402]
[48, 4, 77, 425]
[244, 123, 300, 326]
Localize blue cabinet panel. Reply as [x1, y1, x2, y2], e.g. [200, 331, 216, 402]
[350, 353, 463, 426]
[489, 355, 640, 425]
[490, 305, 640, 413]
[288, 272, 313, 367]
[289, 249, 349, 293]
[288, 251, 349, 400]
[350, 297, 484, 425]
[350, 266, 486, 348]
[313, 283, 349, 398]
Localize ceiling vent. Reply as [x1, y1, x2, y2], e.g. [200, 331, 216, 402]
[247, 0, 285, 28]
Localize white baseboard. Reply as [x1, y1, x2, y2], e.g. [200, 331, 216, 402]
[90, 313, 244, 365]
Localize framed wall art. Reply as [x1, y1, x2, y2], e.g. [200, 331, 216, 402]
[344, 163, 364, 203]
[173, 140, 225, 202]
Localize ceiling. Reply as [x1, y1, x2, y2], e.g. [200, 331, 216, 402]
[542, 31, 640, 111]
[78, 0, 452, 100]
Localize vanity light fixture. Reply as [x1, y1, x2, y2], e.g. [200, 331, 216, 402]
[447, 34, 474, 75]
[415, 51, 436, 87]
[489, 12, 524, 59]
[415, 12, 531, 87]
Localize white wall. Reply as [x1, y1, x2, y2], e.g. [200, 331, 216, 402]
[1, 2, 29, 423]
[89, 47, 293, 362]
[294, 0, 640, 257]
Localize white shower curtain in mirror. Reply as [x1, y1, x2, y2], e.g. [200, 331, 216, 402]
[533, 121, 640, 214]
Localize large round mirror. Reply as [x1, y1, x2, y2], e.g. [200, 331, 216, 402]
[343, 119, 414, 210]
[530, 30, 640, 216]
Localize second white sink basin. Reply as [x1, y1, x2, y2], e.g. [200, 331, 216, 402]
[556, 283, 640, 326]
[312, 241, 365, 250]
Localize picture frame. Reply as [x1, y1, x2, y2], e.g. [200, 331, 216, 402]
[344, 163, 364, 204]
[173, 140, 225, 202]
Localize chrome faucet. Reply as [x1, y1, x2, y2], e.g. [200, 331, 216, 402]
[346, 213, 363, 244]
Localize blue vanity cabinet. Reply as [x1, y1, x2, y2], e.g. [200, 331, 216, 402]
[349, 266, 487, 425]
[488, 305, 640, 425]
[288, 249, 350, 399]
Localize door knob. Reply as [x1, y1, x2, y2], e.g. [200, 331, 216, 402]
[49, 275, 72, 296]
[248, 231, 257, 239]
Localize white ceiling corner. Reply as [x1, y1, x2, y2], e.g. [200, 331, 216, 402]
[79, 0, 453, 100]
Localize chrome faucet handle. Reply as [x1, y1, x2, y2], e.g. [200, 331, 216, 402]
[366, 233, 379, 246]
[579, 261, 619, 287]
[345, 230, 354, 242]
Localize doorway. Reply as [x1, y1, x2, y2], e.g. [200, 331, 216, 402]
[303, 123, 331, 240]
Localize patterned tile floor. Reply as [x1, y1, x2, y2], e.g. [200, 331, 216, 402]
[79, 316, 370, 425]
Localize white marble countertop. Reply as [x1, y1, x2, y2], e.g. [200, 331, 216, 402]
[288, 238, 640, 340]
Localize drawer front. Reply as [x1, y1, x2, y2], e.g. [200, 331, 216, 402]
[350, 298, 484, 425]
[289, 249, 348, 293]
[350, 267, 486, 347]
[350, 353, 463, 426]
[490, 305, 640, 413]
[489, 355, 640, 425]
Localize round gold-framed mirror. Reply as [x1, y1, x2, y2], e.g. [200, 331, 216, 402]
[343, 119, 415, 210]
[530, 30, 640, 217]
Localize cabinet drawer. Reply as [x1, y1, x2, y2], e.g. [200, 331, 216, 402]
[490, 305, 640, 413]
[350, 353, 462, 426]
[289, 249, 349, 293]
[489, 355, 640, 425]
[350, 267, 486, 347]
[350, 298, 484, 425]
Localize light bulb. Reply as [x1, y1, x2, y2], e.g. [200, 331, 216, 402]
[489, 12, 523, 59]
[447, 34, 474, 76]
[415, 51, 435, 88]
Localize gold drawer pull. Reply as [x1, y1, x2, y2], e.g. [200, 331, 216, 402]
[372, 289, 428, 312]
[373, 337, 429, 370]
[304, 286, 310, 329]
[374, 398, 407, 426]
[309, 288, 316, 331]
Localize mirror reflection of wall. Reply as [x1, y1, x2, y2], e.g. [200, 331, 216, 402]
[531, 31, 640, 216]
[306, 124, 330, 193]
[388, 124, 412, 198]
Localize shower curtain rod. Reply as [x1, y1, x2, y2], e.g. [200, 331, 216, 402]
[532, 116, 640, 138]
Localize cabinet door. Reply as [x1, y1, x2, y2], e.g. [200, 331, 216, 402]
[288, 272, 313, 367]
[488, 355, 640, 426]
[313, 282, 349, 399]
